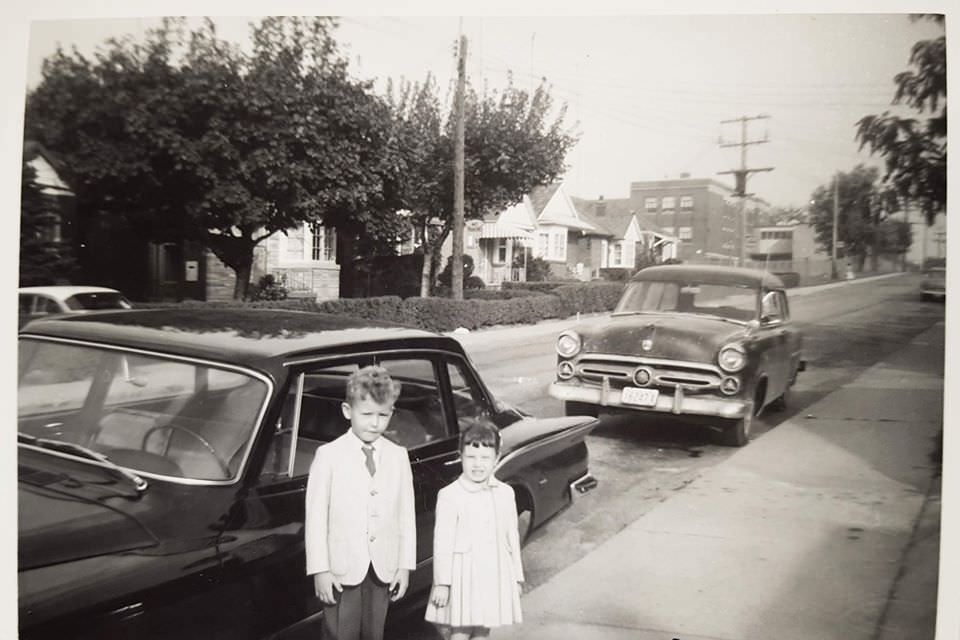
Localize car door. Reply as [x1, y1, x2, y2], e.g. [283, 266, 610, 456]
[758, 289, 791, 401]
[218, 350, 461, 638]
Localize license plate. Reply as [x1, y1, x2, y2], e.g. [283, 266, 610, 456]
[621, 386, 659, 407]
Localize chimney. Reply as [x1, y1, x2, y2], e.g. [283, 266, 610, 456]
[596, 195, 607, 216]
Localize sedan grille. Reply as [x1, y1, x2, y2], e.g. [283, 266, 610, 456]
[574, 354, 725, 391]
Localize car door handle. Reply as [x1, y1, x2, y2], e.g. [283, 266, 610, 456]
[443, 457, 461, 466]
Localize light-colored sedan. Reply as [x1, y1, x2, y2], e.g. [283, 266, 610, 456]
[18, 286, 133, 326]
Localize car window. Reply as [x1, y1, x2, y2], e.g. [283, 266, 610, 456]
[18, 338, 268, 482]
[616, 280, 757, 322]
[446, 359, 494, 431]
[761, 291, 787, 323]
[35, 296, 62, 315]
[64, 292, 132, 310]
[262, 355, 450, 481]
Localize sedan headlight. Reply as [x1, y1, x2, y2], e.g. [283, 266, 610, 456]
[718, 343, 746, 372]
[556, 331, 582, 358]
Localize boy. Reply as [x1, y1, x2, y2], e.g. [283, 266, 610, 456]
[305, 365, 416, 640]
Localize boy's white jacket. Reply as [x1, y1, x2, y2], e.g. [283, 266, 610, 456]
[432, 477, 525, 586]
[304, 431, 416, 585]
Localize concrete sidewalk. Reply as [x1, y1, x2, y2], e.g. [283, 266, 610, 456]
[496, 319, 943, 640]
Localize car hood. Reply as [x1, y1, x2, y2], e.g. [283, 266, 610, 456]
[18, 452, 162, 571]
[578, 313, 752, 361]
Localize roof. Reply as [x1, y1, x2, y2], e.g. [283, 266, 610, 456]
[19, 308, 446, 375]
[19, 286, 123, 301]
[571, 197, 672, 239]
[528, 183, 562, 216]
[631, 264, 786, 289]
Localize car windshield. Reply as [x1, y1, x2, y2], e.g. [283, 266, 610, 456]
[614, 280, 759, 322]
[18, 338, 268, 482]
[64, 292, 132, 310]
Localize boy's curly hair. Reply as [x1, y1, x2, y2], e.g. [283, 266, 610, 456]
[345, 365, 402, 405]
[459, 419, 502, 454]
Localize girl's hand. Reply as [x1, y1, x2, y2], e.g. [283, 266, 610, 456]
[430, 584, 450, 608]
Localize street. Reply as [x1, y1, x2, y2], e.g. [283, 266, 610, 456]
[389, 273, 944, 639]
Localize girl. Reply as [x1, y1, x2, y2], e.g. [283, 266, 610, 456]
[424, 421, 524, 639]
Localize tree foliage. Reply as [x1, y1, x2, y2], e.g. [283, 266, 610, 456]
[855, 15, 945, 225]
[807, 164, 909, 269]
[389, 74, 577, 295]
[25, 17, 405, 298]
[20, 161, 76, 286]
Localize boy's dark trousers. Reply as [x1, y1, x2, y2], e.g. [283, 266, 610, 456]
[322, 565, 390, 640]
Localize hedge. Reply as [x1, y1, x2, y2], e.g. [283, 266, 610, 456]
[137, 282, 625, 332]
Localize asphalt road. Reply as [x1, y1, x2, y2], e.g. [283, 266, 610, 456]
[389, 273, 944, 639]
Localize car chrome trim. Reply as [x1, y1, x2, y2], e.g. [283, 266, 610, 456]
[283, 347, 464, 368]
[569, 472, 598, 503]
[549, 382, 749, 419]
[287, 372, 306, 478]
[574, 353, 723, 375]
[17, 334, 275, 487]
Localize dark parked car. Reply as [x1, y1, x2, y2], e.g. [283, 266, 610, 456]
[549, 265, 804, 446]
[18, 309, 597, 639]
[920, 267, 946, 301]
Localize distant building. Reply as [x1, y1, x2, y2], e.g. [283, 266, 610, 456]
[749, 224, 818, 262]
[628, 176, 769, 264]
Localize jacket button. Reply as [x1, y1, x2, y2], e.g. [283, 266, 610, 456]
[370, 489, 378, 496]
[369, 535, 376, 542]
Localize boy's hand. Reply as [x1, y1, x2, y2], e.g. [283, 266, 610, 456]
[429, 584, 450, 608]
[314, 572, 342, 605]
[389, 569, 410, 602]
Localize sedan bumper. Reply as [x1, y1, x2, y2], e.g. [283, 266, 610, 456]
[549, 381, 750, 419]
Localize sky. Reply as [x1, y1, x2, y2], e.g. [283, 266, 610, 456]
[21, 12, 945, 209]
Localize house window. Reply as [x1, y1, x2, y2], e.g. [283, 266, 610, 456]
[495, 239, 508, 264]
[537, 232, 549, 258]
[310, 223, 336, 262]
[680, 196, 694, 210]
[612, 242, 623, 266]
[678, 227, 693, 243]
[661, 196, 676, 210]
[550, 230, 566, 261]
[644, 197, 658, 211]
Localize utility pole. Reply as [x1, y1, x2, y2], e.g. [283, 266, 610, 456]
[832, 172, 839, 279]
[717, 114, 773, 266]
[452, 32, 467, 300]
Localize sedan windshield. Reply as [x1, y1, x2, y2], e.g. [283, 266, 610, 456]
[615, 280, 759, 322]
[18, 338, 268, 482]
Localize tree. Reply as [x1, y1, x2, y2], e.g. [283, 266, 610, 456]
[856, 15, 945, 225]
[389, 75, 577, 296]
[20, 161, 76, 285]
[26, 17, 405, 299]
[808, 165, 902, 271]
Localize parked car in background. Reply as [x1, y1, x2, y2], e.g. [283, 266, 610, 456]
[18, 286, 133, 327]
[549, 265, 804, 447]
[920, 267, 946, 301]
[18, 309, 598, 639]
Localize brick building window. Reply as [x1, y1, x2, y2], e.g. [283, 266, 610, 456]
[661, 196, 676, 210]
[680, 196, 694, 210]
[644, 197, 658, 211]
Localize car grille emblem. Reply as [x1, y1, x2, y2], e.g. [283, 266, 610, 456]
[641, 339, 653, 351]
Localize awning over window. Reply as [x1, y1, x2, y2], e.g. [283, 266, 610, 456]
[479, 221, 533, 240]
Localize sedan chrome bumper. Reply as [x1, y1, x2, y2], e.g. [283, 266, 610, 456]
[569, 471, 598, 503]
[549, 382, 750, 419]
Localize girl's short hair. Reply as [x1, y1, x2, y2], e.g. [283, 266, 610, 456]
[459, 419, 502, 454]
[345, 365, 402, 405]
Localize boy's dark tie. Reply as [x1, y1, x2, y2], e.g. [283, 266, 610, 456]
[362, 444, 376, 476]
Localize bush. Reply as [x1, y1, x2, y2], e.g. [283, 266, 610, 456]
[248, 274, 289, 301]
[598, 267, 634, 282]
[501, 281, 569, 294]
[552, 282, 625, 315]
[316, 296, 404, 320]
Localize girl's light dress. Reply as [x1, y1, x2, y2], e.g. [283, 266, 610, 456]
[424, 476, 524, 628]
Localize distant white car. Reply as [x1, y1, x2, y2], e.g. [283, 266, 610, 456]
[19, 286, 133, 325]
